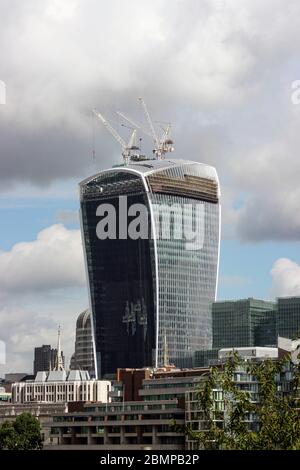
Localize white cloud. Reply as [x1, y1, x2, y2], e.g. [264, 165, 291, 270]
[0, 300, 86, 375]
[0, 224, 86, 295]
[231, 112, 300, 241]
[270, 258, 300, 297]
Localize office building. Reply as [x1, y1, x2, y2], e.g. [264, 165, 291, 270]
[80, 159, 220, 376]
[70, 309, 95, 377]
[277, 297, 300, 340]
[34, 345, 64, 375]
[212, 298, 276, 349]
[194, 298, 276, 368]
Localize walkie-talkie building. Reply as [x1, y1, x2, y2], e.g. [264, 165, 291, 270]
[80, 159, 220, 377]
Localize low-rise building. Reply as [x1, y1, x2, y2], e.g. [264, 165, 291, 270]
[0, 402, 68, 446]
[0, 386, 11, 403]
[46, 400, 185, 450]
[12, 370, 111, 404]
[45, 366, 209, 450]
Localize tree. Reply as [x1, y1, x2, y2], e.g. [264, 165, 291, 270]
[184, 353, 300, 450]
[0, 412, 43, 450]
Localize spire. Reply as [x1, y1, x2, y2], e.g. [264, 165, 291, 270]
[54, 325, 64, 371]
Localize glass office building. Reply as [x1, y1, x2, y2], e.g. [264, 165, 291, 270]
[277, 297, 300, 339]
[80, 159, 221, 377]
[212, 298, 276, 349]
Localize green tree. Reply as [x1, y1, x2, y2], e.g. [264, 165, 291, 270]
[184, 354, 300, 450]
[0, 412, 43, 450]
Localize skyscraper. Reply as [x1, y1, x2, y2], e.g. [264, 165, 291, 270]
[33, 344, 65, 376]
[80, 159, 220, 377]
[70, 309, 95, 377]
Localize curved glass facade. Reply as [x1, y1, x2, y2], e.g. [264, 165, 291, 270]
[80, 159, 220, 377]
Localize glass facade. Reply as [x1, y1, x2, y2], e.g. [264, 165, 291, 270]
[212, 298, 276, 349]
[80, 159, 220, 377]
[277, 297, 300, 339]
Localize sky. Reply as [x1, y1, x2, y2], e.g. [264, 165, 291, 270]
[1, 0, 300, 374]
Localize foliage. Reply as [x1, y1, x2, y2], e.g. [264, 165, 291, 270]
[0, 412, 43, 450]
[185, 353, 300, 450]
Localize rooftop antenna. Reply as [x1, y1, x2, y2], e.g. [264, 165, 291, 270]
[93, 109, 139, 165]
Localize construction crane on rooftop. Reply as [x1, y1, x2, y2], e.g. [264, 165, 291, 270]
[93, 109, 139, 165]
[138, 97, 174, 159]
[92, 99, 174, 163]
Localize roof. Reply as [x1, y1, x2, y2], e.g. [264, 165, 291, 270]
[80, 158, 219, 188]
[34, 370, 91, 383]
[76, 309, 91, 329]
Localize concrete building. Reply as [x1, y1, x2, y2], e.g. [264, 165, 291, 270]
[45, 367, 209, 450]
[69, 309, 95, 377]
[46, 399, 185, 450]
[218, 346, 278, 361]
[80, 159, 221, 376]
[0, 403, 67, 446]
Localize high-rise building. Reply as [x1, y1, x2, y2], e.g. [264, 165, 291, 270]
[33, 345, 64, 376]
[194, 298, 276, 368]
[212, 298, 276, 349]
[277, 297, 300, 339]
[70, 309, 95, 377]
[80, 159, 221, 376]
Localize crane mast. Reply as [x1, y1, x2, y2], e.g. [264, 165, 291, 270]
[93, 109, 138, 165]
[138, 98, 174, 159]
[92, 99, 174, 164]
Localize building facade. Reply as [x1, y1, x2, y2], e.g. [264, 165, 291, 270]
[12, 370, 111, 404]
[212, 298, 276, 349]
[47, 400, 185, 450]
[34, 345, 64, 376]
[185, 359, 295, 450]
[70, 309, 95, 377]
[45, 367, 209, 450]
[277, 297, 300, 339]
[80, 159, 221, 377]
[193, 298, 276, 368]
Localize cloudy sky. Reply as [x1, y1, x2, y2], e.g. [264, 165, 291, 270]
[1, 0, 300, 374]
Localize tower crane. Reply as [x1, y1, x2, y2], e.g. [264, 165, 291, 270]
[116, 111, 153, 140]
[138, 97, 174, 159]
[93, 109, 139, 165]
